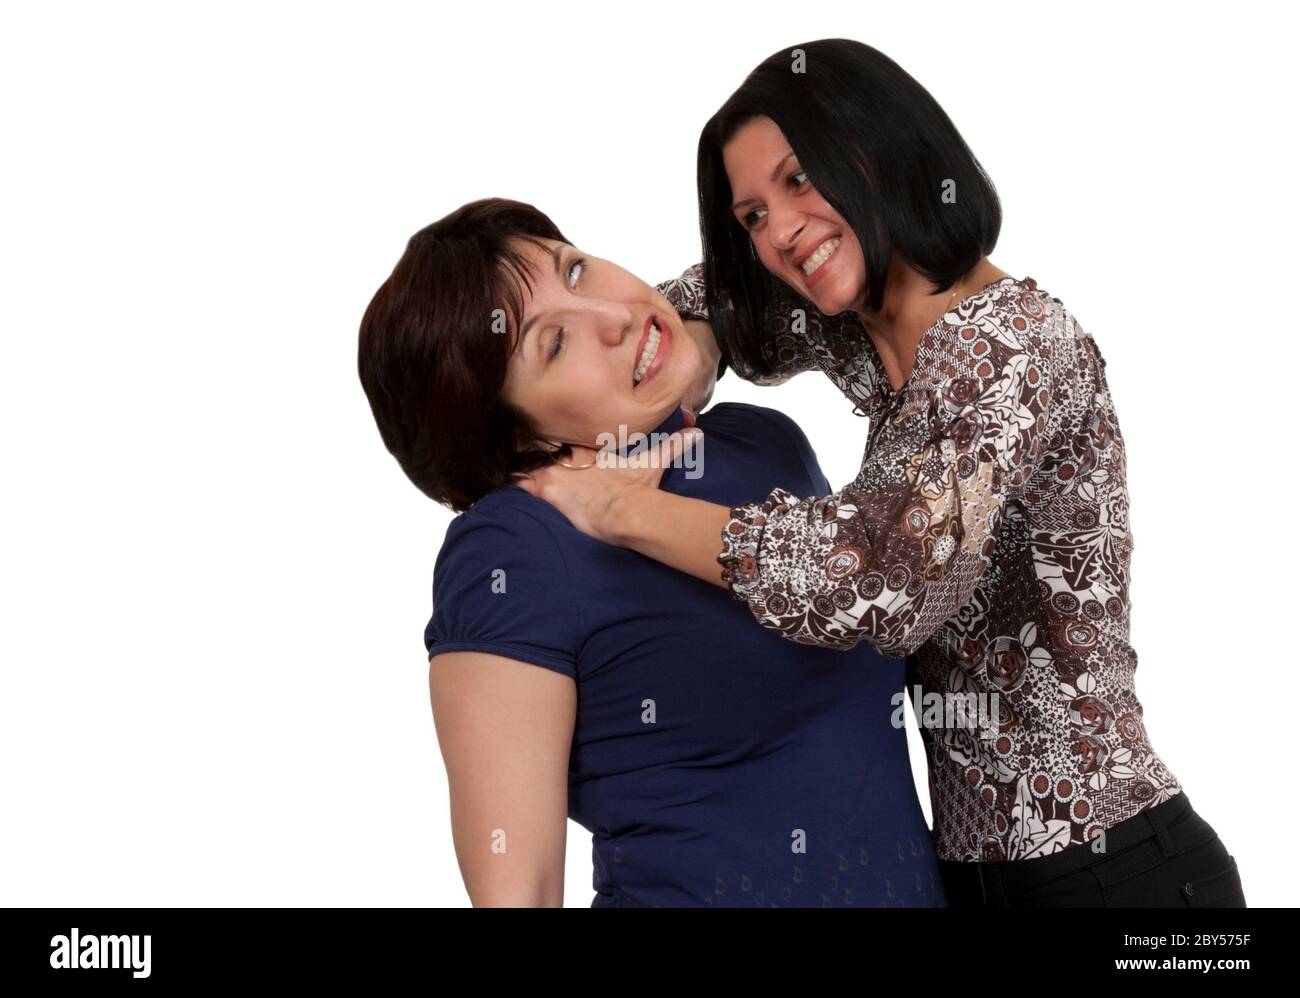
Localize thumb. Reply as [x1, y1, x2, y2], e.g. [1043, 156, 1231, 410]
[661, 426, 703, 468]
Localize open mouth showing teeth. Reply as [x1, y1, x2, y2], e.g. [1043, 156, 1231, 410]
[633, 321, 661, 386]
[801, 236, 842, 276]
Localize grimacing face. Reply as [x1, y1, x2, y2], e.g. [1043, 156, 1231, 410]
[500, 237, 703, 451]
[723, 115, 868, 317]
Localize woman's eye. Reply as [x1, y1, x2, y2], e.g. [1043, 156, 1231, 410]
[790, 169, 809, 188]
[542, 259, 584, 362]
[742, 207, 767, 229]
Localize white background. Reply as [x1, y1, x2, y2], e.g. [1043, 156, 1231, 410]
[3, 1, 1295, 907]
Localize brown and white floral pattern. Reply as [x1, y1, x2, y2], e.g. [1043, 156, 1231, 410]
[656, 264, 1183, 862]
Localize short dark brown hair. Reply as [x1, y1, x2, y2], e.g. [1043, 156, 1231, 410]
[357, 198, 572, 512]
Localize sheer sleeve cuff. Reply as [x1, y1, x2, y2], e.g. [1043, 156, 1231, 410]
[716, 488, 800, 599]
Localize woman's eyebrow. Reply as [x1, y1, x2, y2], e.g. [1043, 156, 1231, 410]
[731, 151, 797, 210]
[768, 151, 796, 182]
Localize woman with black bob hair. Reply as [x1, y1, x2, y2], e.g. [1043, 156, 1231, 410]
[517, 38, 1247, 908]
[694, 37, 1000, 385]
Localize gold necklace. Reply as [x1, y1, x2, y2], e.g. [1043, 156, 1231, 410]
[543, 440, 598, 470]
[938, 276, 965, 323]
[876, 276, 965, 398]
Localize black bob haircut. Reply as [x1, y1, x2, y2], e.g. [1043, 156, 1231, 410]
[696, 38, 1002, 381]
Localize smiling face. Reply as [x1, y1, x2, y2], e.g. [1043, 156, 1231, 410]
[500, 237, 703, 450]
[723, 115, 869, 317]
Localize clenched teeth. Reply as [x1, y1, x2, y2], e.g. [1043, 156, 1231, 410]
[633, 322, 661, 385]
[801, 236, 842, 276]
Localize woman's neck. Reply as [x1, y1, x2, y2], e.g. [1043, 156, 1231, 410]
[679, 318, 721, 421]
[854, 256, 1009, 391]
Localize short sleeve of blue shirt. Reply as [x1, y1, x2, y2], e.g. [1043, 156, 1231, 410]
[424, 496, 579, 680]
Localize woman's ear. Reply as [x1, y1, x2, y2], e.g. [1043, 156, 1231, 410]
[516, 430, 558, 456]
[503, 402, 552, 455]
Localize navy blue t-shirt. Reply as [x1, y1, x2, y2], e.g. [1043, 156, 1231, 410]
[426, 402, 944, 907]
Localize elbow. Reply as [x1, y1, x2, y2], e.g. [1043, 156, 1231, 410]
[470, 885, 565, 908]
[466, 867, 566, 908]
[821, 627, 921, 658]
[868, 611, 933, 658]
[809, 600, 930, 657]
[874, 631, 927, 659]
[745, 573, 933, 656]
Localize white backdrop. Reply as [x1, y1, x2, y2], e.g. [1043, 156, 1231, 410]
[2, 0, 1295, 907]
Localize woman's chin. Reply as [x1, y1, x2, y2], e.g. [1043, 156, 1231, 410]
[807, 284, 850, 315]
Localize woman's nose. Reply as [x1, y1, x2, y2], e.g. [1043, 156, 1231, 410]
[587, 299, 636, 345]
[768, 208, 805, 253]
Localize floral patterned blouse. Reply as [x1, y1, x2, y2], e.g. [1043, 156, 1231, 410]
[655, 264, 1183, 863]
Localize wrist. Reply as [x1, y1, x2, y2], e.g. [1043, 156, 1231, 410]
[601, 485, 653, 548]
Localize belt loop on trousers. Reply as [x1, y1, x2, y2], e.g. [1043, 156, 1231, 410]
[984, 863, 1011, 907]
[1144, 801, 1178, 858]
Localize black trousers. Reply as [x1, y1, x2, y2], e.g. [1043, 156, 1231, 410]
[937, 793, 1246, 907]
